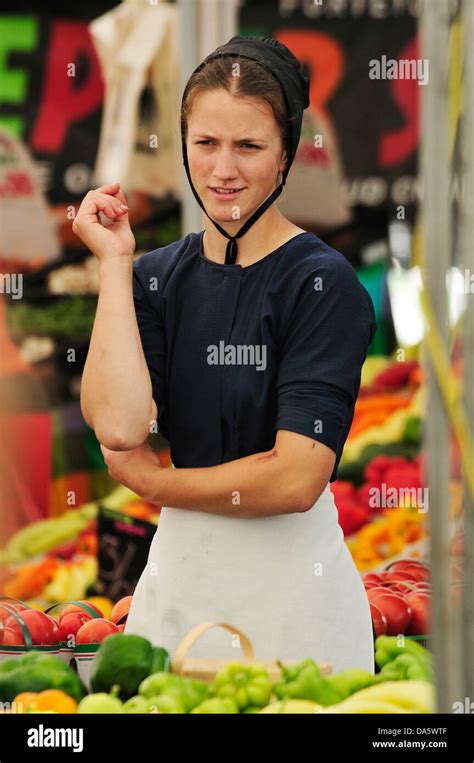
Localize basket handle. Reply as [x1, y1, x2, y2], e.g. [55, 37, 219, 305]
[0, 604, 33, 649]
[172, 621, 255, 675]
[44, 600, 102, 620]
[0, 596, 32, 610]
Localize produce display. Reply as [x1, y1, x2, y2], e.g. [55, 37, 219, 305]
[0, 626, 435, 714]
[0, 485, 159, 605]
[0, 594, 436, 714]
[6, 296, 97, 339]
[364, 559, 432, 638]
[0, 353, 451, 715]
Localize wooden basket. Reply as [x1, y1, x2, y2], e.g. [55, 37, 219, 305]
[171, 621, 332, 683]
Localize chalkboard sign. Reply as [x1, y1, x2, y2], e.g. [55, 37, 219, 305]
[95, 506, 158, 600]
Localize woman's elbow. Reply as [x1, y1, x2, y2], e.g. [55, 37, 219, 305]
[95, 426, 148, 452]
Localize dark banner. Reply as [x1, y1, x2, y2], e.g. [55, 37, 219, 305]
[0, 0, 445, 218]
[240, 0, 425, 218]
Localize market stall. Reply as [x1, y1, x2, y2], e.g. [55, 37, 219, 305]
[0, 0, 471, 731]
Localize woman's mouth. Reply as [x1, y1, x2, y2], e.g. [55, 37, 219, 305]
[209, 187, 245, 200]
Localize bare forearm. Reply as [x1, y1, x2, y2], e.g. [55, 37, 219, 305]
[148, 448, 307, 518]
[81, 258, 154, 448]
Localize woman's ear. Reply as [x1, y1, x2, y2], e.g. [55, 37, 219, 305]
[279, 149, 288, 176]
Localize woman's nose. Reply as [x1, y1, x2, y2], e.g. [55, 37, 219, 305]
[213, 148, 239, 179]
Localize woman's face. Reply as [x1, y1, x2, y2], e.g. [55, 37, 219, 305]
[186, 88, 287, 224]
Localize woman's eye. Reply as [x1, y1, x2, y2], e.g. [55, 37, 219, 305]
[195, 141, 260, 149]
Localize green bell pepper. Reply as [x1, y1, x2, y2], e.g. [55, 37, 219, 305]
[123, 695, 150, 713]
[212, 662, 272, 712]
[191, 698, 239, 714]
[0, 652, 86, 704]
[139, 672, 183, 697]
[325, 668, 376, 700]
[273, 659, 342, 706]
[150, 646, 171, 674]
[374, 636, 434, 682]
[146, 694, 186, 714]
[138, 672, 209, 712]
[375, 654, 433, 683]
[0, 658, 21, 675]
[77, 689, 123, 714]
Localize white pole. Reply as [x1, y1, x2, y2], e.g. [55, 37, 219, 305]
[420, 0, 460, 710]
[461, 0, 474, 704]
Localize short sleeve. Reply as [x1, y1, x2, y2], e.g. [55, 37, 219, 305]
[275, 254, 377, 461]
[132, 256, 169, 440]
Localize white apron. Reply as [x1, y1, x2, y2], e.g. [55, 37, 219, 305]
[124, 483, 375, 674]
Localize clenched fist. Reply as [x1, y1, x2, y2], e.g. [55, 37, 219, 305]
[72, 181, 136, 262]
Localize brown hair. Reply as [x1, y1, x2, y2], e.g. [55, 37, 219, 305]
[181, 56, 293, 171]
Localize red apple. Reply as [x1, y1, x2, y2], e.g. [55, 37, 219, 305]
[370, 594, 412, 635]
[110, 596, 133, 625]
[370, 603, 387, 636]
[405, 592, 431, 636]
[75, 618, 118, 644]
[60, 600, 103, 620]
[58, 612, 92, 645]
[5, 610, 60, 646]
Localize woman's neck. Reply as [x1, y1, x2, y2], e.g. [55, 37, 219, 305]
[202, 208, 302, 267]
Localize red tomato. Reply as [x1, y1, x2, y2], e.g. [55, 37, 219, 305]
[369, 594, 412, 635]
[58, 612, 92, 645]
[5, 610, 60, 646]
[387, 559, 428, 572]
[110, 596, 133, 625]
[380, 570, 418, 584]
[402, 566, 430, 583]
[1, 627, 24, 646]
[384, 582, 414, 596]
[405, 592, 431, 636]
[60, 601, 103, 620]
[75, 618, 118, 644]
[364, 581, 380, 590]
[0, 602, 28, 627]
[363, 574, 382, 585]
[370, 603, 387, 637]
[367, 586, 404, 602]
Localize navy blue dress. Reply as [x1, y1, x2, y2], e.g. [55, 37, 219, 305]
[132, 229, 376, 482]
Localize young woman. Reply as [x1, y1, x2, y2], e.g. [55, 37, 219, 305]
[76, 37, 377, 672]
